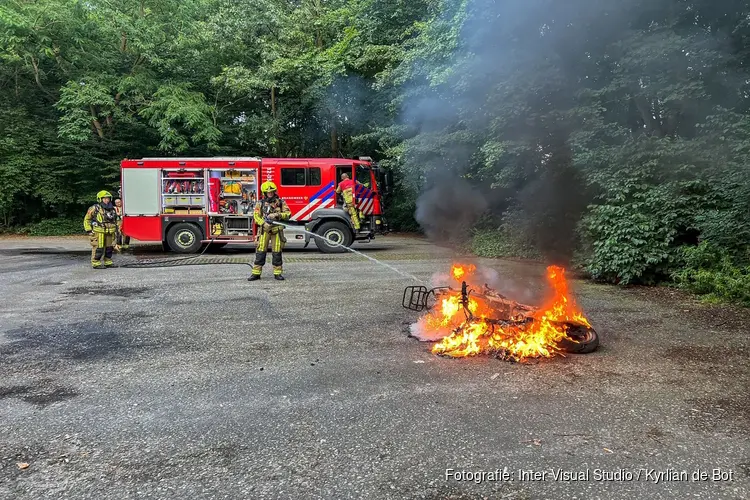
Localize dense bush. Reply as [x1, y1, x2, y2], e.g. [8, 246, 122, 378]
[470, 211, 542, 260]
[672, 243, 750, 306]
[17, 217, 84, 237]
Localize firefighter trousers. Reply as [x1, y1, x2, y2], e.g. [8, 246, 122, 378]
[90, 231, 115, 268]
[344, 204, 361, 230]
[252, 230, 285, 276]
[342, 192, 360, 230]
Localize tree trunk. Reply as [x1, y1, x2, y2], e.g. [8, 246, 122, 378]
[271, 85, 279, 156]
[271, 85, 276, 119]
[30, 56, 46, 94]
[330, 116, 338, 156]
[90, 106, 105, 139]
[634, 95, 663, 137]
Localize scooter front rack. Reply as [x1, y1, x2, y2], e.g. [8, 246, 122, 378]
[402, 286, 449, 312]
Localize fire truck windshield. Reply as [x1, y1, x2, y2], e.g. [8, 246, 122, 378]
[356, 165, 372, 188]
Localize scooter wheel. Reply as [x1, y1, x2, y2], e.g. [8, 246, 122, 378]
[557, 324, 599, 354]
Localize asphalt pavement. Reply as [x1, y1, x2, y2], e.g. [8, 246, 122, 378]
[1, 235, 748, 499]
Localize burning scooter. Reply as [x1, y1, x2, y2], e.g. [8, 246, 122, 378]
[403, 264, 599, 361]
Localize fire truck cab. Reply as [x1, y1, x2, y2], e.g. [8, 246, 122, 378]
[120, 157, 390, 254]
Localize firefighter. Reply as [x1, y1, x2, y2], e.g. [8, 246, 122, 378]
[336, 173, 361, 231]
[248, 181, 291, 281]
[83, 190, 118, 269]
[114, 198, 130, 251]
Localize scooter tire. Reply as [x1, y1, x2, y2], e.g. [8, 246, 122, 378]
[557, 324, 599, 354]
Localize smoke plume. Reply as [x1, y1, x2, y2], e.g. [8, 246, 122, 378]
[415, 173, 487, 244]
[399, 0, 639, 263]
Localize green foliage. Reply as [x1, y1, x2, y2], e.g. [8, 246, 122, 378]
[20, 217, 83, 236]
[673, 243, 750, 306]
[382, 176, 419, 232]
[376, 0, 750, 304]
[139, 84, 221, 152]
[471, 230, 542, 260]
[470, 212, 543, 260]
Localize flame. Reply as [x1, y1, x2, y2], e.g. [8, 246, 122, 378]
[425, 265, 591, 361]
[451, 264, 476, 281]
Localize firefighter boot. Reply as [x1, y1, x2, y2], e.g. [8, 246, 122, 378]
[248, 274, 260, 281]
[274, 274, 285, 281]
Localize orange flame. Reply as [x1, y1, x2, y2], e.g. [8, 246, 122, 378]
[451, 264, 476, 281]
[426, 265, 590, 361]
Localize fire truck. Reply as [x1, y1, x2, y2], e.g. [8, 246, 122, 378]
[120, 157, 391, 253]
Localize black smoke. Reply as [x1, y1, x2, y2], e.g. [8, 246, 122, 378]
[402, 0, 635, 263]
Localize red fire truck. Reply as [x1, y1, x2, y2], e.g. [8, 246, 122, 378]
[120, 157, 391, 253]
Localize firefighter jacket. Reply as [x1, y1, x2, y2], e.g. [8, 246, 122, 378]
[253, 196, 291, 234]
[336, 179, 358, 205]
[84, 203, 118, 234]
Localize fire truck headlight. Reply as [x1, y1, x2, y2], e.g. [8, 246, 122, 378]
[375, 219, 382, 225]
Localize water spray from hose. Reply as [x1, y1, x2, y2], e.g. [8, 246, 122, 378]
[271, 221, 424, 283]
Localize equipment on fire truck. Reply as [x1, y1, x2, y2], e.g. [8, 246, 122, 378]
[208, 171, 221, 212]
[224, 181, 242, 195]
[218, 197, 239, 214]
[161, 171, 206, 214]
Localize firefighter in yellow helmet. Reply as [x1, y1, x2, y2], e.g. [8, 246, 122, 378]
[335, 173, 361, 230]
[248, 181, 291, 281]
[83, 190, 118, 269]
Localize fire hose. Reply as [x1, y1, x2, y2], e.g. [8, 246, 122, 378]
[118, 237, 229, 268]
[116, 219, 354, 269]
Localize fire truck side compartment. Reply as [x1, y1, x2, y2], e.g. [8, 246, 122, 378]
[121, 215, 162, 242]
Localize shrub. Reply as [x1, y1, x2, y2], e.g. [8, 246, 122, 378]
[672, 242, 750, 306]
[24, 217, 83, 236]
[470, 220, 542, 260]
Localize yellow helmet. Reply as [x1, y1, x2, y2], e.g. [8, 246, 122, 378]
[97, 190, 113, 202]
[261, 181, 278, 194]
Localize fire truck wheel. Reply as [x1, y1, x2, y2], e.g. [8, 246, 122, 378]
[557, 324, 599, 354]
[315, 221, 353, 253]
[166, 223, 203, 254]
